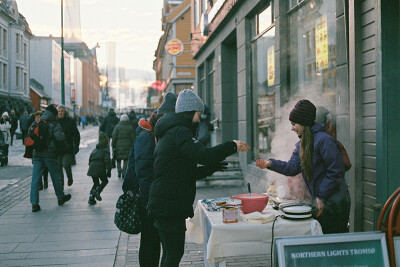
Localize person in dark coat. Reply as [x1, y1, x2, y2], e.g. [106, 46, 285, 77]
[147, 89, 250, 267]
[100, 108, 119, 139]
[9, 110, 18, 146]
[57, 105, 80, 187]
[20, 111, 31, 145]
[256, 99, 351, 234]
[128, 110, 139, 132]
[112, 114, 135, 178]
[87, 131, 112, 205]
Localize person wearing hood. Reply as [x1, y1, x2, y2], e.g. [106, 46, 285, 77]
[147, 89, 249, 267]
[256, 99, 350, 234]
[0, 111, 11, 147]
[57, 105, 81, 187]
[87, 131, 112, 205]
[112, 114, 135, 178]
[122, 91, 177, 267]
[30, 104, 71, 212]
[100, 108, 119, 139]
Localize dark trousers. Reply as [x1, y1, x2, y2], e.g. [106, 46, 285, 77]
[155, 217, 186, 267]
[139, 206, 160, 267]
[58, 153, 74, 185]
[22, 130, 28, 145]
[10, 129, 15, 145]
[90, 176, 108, 192]
[315, 190, 351, 234]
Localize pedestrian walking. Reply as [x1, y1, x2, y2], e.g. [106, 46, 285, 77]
[256, 99, 350, 234]
[20, 111, 31, 144]
[87, 131, 112, 205]
[122, 92, 177, 267]
[147, 89, 250, 267]
[9, 110, 18, 146]
[128, 110, 139, 132]
[100, 108, 119, 141]
[112, 114, 135, 178]
[30, 104, 71, 212]
[57, 105, 80, 187]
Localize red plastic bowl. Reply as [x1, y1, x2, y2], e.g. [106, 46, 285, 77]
[234, 193, 269, 214]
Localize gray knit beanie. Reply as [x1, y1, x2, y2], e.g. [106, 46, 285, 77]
[175, 89, 204, 113]
[157, 92, 177, 115]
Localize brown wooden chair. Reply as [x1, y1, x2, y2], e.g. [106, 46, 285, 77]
[377, 187, 400, 267]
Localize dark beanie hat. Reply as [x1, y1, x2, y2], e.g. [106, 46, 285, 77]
[289, 99, 316, 127]
[46, 104, 58, 117]
[157, 92, 177, 115]
[99, 131, 108, 143]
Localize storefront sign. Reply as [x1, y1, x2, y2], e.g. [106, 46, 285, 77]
[267, 46, 275, 86]
[166, 39, 184, 56]
[315, 15, 328, 71]
[274, 232, 389, 267]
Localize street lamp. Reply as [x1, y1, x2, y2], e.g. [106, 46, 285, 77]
[61, 0, 65, 105]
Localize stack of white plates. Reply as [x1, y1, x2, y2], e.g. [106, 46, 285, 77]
[280, 205, 312, 220]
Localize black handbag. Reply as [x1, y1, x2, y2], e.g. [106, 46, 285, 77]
[114, 190, 141, 234]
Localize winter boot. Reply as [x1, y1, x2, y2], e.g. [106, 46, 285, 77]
[91, 186, 102, 201]
[88, 194, 96, 205]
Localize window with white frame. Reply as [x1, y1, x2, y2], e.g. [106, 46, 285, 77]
[24, 72, 27, 91]
[2, 29, 7, 54]
[16, 34, 20, 54]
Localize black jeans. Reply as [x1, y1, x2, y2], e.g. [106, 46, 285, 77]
[154, 217, 186, 267]
[139, 206, 160, 267]
[90, 176, 108, 192]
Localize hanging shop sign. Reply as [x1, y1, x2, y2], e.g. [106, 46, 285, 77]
[166, 39, 184, 56]
[151, 81, 166, 91]
[315, 15, 328, 71]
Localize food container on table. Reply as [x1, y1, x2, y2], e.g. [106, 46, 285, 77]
[233, 193, 269, 214]
[222, 198, 242, 224]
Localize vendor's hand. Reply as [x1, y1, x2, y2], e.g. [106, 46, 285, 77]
[233, 140, 250, 152]
[256, 158, 271, 169]
[316, 197, 324, 217]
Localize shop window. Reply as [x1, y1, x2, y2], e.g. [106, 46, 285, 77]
[251, 7, 276, 158]
[289, 0, 337, 107]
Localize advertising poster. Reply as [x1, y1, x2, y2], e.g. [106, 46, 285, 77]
[267, 46, 275, 86]
[315, 15, 328, 71]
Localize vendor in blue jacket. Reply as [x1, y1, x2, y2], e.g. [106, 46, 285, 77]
[256, 99, 350, 234]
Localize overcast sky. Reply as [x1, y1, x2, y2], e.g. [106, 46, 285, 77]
[17, 0, 163, 73]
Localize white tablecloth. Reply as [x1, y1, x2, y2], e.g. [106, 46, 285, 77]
[186, 200, 323, 266]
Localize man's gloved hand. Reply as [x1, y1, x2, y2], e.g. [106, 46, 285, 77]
[107, 170, 112, 178]
[206, 161, 228, 176]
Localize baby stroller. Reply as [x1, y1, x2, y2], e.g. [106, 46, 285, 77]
[0, 130, 9, 167]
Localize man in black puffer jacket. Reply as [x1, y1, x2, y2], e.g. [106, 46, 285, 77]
[57, 105, 80, 187]
[147, 89, 250, 267]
